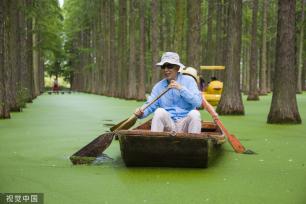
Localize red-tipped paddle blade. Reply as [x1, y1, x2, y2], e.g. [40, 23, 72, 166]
[227, 134, 247, 153]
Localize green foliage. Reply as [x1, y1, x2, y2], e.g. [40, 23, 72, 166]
[63, 0, 99, 38]
[62, 0, 101, 83]
[29, 0, 66, 79]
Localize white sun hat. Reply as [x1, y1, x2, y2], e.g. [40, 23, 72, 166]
[156, 52, 185, 68]
[182, 67, 199, 83]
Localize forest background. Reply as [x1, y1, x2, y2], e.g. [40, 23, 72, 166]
[0, 0, 304, 124]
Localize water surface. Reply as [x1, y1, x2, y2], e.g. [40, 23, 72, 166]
[0, 93, 305, 204]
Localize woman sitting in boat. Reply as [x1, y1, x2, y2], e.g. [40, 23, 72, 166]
[134, 52, 202, 134]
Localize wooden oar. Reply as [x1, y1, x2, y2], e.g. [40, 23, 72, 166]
[70, 87, 171, 165]
[202, 97, 255, 154]
[110, 87, 171, 132]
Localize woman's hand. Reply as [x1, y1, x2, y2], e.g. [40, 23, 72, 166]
[134, 108, 144, 118]
[168, 80, 182, 90]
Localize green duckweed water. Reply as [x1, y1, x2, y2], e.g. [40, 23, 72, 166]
[0, 92, 306, 204]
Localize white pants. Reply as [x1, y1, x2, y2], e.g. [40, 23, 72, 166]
[151, 108, 201, 133]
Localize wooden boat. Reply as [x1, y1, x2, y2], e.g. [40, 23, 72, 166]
[117, 119, 225, 168]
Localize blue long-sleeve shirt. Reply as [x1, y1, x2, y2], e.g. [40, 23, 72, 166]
[141, 73, 202, 121]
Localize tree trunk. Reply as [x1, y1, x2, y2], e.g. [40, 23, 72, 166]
[296, 0, 305, 93]
[165, 1, 175, 52]
[267, 0, 301, 124]
[15, 1, 24, 108]
[267, 39, 275, 92]
[18, 0, 28, 108]
[109, 0, 117, 97]
[128, 0, 138, 99]
[151, 0, 160, 86]
[214, 0, 222, 81]
[242, 44, 250, 94]
[32, 17, 40, 97]
[0, 0, 10, 118]
[242, 3, 250, 94]
[187, 0, 201, 69]
[119, 0, 128, 98]
[0, 0, 5, 116]
[159, 1, 167, 52]
[86, 30, 90, 93]
[89, 27, 93, 93]
[173, 0, 186, 56]
[8, 1, 21, 111]
[79, 31, 85, 92]
[137, 0, 146, 101]
[259, 0, 268, 95]
[266, 41, 271, 92]
[91, 8, 98, 94]
[26, 0, 34, 101]
[303, 59, 306, 90]
[96, 2, 103, 95]
[247, 0, 259, 101]
[267, 2, 277, 93]
[220, 0, 228, 82]
[101, 2, 107, 95]
[38, 35, 44, 94]
[205, 0, 215, 66]
[216, 0, 244, 115]
[215, 0, 225, 69]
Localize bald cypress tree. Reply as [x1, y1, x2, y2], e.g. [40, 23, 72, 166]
[151, 0, 160, 86]
[118, 0, 128, 98]
[137, 0, 146, 101]
[26, 0, 34, 101]
[259, 0, 269, 95]
[216, 0, 244, 115]
[8, 1, 21, 111]
[0, 0, 11, 118]
[296, 0, 305, 93]
[267, 0, 301, 124]
[247, 0, 259, 101]
[127, 0, 138, 99]
[109, 0, 117, 97]
[187, 0, 201, 68]
[205, 0, 215, 66]
[173, 0, 186, 56]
